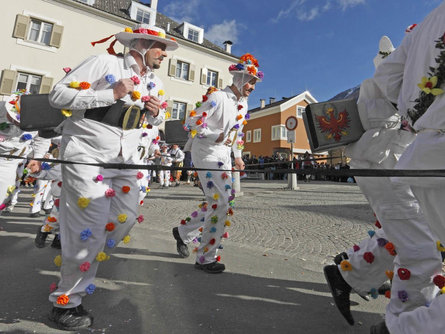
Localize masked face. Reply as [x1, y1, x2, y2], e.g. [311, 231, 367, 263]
[145, 42, 167, 69]
[242, 78, 257, 97]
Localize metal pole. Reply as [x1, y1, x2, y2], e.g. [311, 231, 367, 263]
[287, 141, 298, 190]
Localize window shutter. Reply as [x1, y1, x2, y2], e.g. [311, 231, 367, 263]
[188, 64, 195, 81]
[200, 68, 207, 85]
[187, 103, 194, 113]
[39, 76, 54, 94]
[49, 24, 64, 48]
[13, 14, 30, 40]
[168, 59, 177, 77]
[0, 69, 17, 95]
[217, 78, 223, 89]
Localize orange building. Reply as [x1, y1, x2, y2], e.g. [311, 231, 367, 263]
[243, 91, 326, 159]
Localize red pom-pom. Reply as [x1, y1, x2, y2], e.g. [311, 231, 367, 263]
[433, 275, 445, 289]
[212, 204, 218, 209]
[375, 220, 382, 228]
[180, 219, 186, 225]
[209, 238, 216, 245]
[363, 252, 375, 264]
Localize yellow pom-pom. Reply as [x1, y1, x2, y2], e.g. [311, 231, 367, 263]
[7, 185, 15, 194]
[441, 287, 445, 295]
[158, 89, 165, 96]
[124, 27, 133, 33]
[77, 197, 90, 209]
[132, 91, 141, 100]
[54, 255, 62, 267]
[69, 81, 80, 88]
[61, 109, 72, 117]
[224, 220, 231, 227]
[118, 214, 127, 223]
[123, 235, 131, 244]
[165, 111, 171, 119]
[190, 129, 197, 138]
[203, 247, 208, 253]
[96, 252, 109, 262]
[213, 193, 220, 200]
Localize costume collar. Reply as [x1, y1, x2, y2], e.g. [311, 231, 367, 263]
[124, 53, 154, 78]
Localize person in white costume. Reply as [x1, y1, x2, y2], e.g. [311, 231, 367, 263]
[29, 175, 53, 217]
[159, 143, 173, 187]
[172, 53, 263, 273]
[361, 2, 445, 333]
[324, 34, 442, 334]
[36, 23, 178, 330]
[169, 144, 185, 186]
[0, 92, 50, 213]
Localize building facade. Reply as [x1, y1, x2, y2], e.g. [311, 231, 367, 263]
[243, 91, 321, 159]
[0, 0, 238, 137]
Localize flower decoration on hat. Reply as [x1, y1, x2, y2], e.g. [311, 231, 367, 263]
[229, 53, 264, 82]
[4, 90, 29, 124]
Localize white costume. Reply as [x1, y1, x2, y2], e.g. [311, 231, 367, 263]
[159, 146, 173, 187]
[137, 125, 159, 204]
[47, 32, 173, 309]
[30, 179, 53, 214]
[0, 94, 50, 211]
[368, 2, 445, 332]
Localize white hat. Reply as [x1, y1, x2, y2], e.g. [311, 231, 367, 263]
[229, 53, 264, 82]
[373, 36, 395, 68]
[3, 90, 29, 125]
[91, 24, 178, 55]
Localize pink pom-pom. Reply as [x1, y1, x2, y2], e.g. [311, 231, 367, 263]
[222, 232, 229, 238]
[161, 101, 168, 109]
[136, 172, 144, 180]
[130, 75, 141, 85]
[95, 174, 104, 182]
[353, 244, 360, 252]
[0, 204, 6, 211]
[141, 95, 151, 102]
[137, 215, 144, 223]
[105, 188, 116, 198]
[63, 67, 72, 74]
[49, 282, 58, 292]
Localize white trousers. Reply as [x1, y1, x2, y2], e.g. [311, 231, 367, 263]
[49, 160, 139, 308]
[178, 142, 233, 265]
[31, 180, 53, 213]
[386, 186, 445, 334]
[9, 162, 25, 207]
[137, 169, 150, 205]
[159, 170, 170, 187]
[340, 176, 441, 324]
[0, 158, 20, 208]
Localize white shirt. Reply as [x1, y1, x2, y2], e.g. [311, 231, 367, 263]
[49, 53, 166, 163]
[168, 148, 185, 163]
[184, 86, 248, 158]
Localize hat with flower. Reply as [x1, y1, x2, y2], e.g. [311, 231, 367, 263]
[373, 36, 395, 69]
[229, 53, 263, 82]
[91, 23, 178, 55]
[2, 90, 30, 125]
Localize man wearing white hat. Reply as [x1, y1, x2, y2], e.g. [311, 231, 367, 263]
[159, 142, 173, 187]
[172, 54, 263, 273]
[323, 33, 442, 333]
[0, 91, 50, 213]
[42, 23, 178, 330]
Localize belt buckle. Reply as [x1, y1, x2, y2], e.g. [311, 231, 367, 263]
[121, 105, 142, 130]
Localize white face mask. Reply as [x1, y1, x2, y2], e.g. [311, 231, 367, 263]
[129, 39, 155, 67]
[232, 73, 255, 98]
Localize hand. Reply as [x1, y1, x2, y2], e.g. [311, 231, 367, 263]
[234, 157, 245, 170]
[224, 138, 232, 146]
[27, 160, 41, 173]
[113, 79, 134, 100]
[215, 132, 224, 143]
[144, 96, 161, 117]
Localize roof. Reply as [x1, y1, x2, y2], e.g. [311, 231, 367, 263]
[76, 0, 234, 57]
[249, 96, 295, 114]
[249, 90, 318, 114]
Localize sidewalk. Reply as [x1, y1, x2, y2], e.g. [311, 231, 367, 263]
[0, 181, 387, 334]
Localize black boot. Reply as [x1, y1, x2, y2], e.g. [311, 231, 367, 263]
[172, 227, 189, 258]
[35, 227, 49, 248]
[323, 265, 354, 325]
[51, 234, 61, 249]
[370, 321, 390, 334]
[49, 305, 93, 330]
[194, 261, 225, 273]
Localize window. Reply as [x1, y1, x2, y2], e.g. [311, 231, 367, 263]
[28, 19, 53, 45]
[206, 70, 218, 87]
[246, 130, 252, 143]
[297, 106, 305, 118]
[16, 72, 42, 94]
[271, 125, 287, 140]
[187, 28, 200, 42]
[253, 129, 262, 143]
[171, 101, 186, 120]
[136, 9, 150, 23]
[175, 61, 190, 80]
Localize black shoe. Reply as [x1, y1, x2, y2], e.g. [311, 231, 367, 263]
[175, 183, 180, 187]
[51, 234, 61, 249]
[30, 212, 40, 218]
[334, 252, 369, 301]
[35, 227, 50, 248]
[49, 305, 93, 330]
[194, 261, 225, 273]
[323, 265, 354, 325]
[378, 281, 392, 295]
[370, 321, 390, 334]
[172, 227, 189, 258]
[44, 208, 52, 215]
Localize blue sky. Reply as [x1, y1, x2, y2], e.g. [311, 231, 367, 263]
[148, 0, 442, 108]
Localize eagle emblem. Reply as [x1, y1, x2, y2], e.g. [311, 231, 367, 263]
[316, 105, 350, 142]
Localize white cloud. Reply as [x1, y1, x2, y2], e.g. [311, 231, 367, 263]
[206, 20, 241, 45]
[162, 0, 201, 23]
[272, 0, 365, 22]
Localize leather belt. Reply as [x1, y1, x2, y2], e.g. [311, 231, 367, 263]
[84, 100, 146, 130]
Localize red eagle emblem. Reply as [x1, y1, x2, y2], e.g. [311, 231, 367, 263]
[316, 107, 350, 142]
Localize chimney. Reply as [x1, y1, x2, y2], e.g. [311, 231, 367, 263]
[150, 0, 158, 11]
[223, 40, 233, 53]
[166, 22, 170, 33]
[260, 99, 265, 108]
[269, 97, 276, 104]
